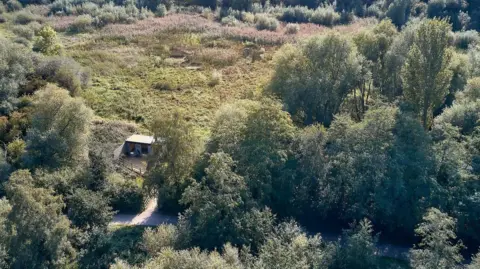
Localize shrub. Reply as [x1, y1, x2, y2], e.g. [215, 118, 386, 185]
[208, 69, 222, 86]
[284, 23, 299, 34]
[255, 14, 278, 31]
[241, 11, 254, 23]
[74, 2, 99, 16]
[11, 25, 35, 40]
[13, 37, 30, 46]
[0, 15, 5, 23]
[251, 2, 263, 13]
[68, 14, 94, 33]
[200, 7, 213, 19]
[103, 173, 145, 213]
[6, 0, 22, 12]
[14, 11, 41, 25]
[35, 56, 90, 95]
[279, 6, 312, 23]
[28, 21, 42, 33]
[460, 77, 480, 102]
[0, 3, 6, 14]
[365, 3, 384, 18]
[24, 5, 50, 16]
[33, 26, 62, 56]
[221, 15, 239, 26]
[455, 30, 480, 50]
[310, 6, 340, 26]
[142, 225, 178, 255]
[156, 4, 167, 17]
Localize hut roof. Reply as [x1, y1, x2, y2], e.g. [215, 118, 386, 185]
[125, 134, 155, 145]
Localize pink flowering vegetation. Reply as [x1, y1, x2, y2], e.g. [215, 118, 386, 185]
[94, 13, 372, 45]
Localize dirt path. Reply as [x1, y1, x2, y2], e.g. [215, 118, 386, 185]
[110, 199, 177, 226]
[110, 200, 409, 260]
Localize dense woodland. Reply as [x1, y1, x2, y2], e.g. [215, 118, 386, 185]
[1, 0, 480, 268]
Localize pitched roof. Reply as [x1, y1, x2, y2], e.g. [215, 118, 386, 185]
[125, 134, 155, 144]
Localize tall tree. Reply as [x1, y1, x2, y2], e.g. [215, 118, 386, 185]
[409, 208, 464, 269]
[178, 152, 273, 250]
[24, 85, 92, 169]
[270, 33, 360, 126]
[0, 39, 33, 115]
[401, 19, 453, 129]
[0, 198, 11, 269]
[5, 170, 76, 269]
[328, 219, 379, 269]
[146, 110, 202, 213]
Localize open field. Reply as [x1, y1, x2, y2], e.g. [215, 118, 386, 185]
[48, 14, 375, 132]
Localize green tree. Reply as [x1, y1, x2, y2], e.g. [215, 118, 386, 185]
[401, 19, 453, 129]
[409, 208, 464, 269]
[386, 0, 414, 27]
[6, 138, 25, 168]
[253, 221, 324, 269]
[5, 170, 76, 269]
[146, 110, 202, 213]
[236, 100, 295, 210]
[142, 224, 178, 256]
[33, 26, 62, 56]
[112, 245, 242, 269]
[270, 33, 360, 126]
[469, 250, 480, 269]
[0, 39, 33, 115]
[0, 149, 10, 184]
[354, 20, 398, 106]
[328, 219, 379, 269]
[0, 198, 11, 269]
[178, 152, 273, 250]
[67, 188, 114, 230]
[24, 85, 92, 169]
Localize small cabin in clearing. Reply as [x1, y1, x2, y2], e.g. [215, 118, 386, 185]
[122, 134, 154, 157]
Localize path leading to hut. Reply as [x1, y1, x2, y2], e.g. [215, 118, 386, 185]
[110, 198, 177, 226]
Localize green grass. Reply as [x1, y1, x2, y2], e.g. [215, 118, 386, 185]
[61, 30, 274, 132]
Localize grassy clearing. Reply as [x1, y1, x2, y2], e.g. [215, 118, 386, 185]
[63, 29, 273, 132]
[51, 14, 375, 133]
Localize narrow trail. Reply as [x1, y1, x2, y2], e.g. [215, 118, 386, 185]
[110, 199, 177, 226]
[110, 200, 409, 260]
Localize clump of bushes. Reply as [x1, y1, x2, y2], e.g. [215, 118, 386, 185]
[103, 173, 145, 213]
[35, 56, 90, 95]
[68, 14, 94, 33]
[280, 6, 312, 23]
[310, 6, 340, 26]
[221, 15, 239, 26]
[278, 5, 341, 26]
[285, 23, 300, 34]
[255, 13, 278, 31]
[50, 1, 153, 28]
[11, 25, 35, 40]
[6, 0, 22, 12]
[454, 30, 480, 50]
[156, 4, 167, 17]
[241, 11, 254, 23]
[13, 10, 44, 25]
